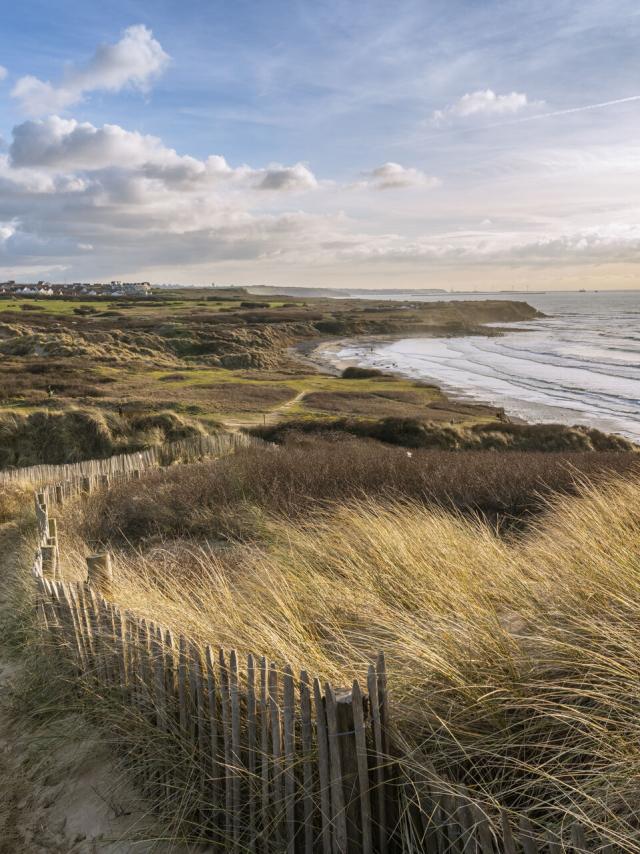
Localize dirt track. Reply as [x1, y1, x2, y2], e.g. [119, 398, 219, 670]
[0, 522, 184, 853]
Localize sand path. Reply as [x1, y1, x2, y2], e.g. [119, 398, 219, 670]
[0, 523, 190, 853]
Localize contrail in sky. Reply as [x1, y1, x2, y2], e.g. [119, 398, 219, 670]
[481, 94, 640, 130]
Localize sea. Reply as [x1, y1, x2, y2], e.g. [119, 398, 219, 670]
[325, 290, 640, 441]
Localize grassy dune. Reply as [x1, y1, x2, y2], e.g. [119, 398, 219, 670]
[56, 441, 640, 847]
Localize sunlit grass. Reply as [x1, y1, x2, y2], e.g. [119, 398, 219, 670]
[59, 464, 640, 847]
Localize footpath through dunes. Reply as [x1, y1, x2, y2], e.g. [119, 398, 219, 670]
[0, 434, 258, 853]
[5, 434, 640, 851]
[0, 524, 182, 854]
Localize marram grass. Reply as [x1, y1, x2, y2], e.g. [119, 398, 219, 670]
[62, 473, 640, 849]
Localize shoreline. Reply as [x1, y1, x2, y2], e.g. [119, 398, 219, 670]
[299, 331, 638, 441]
[292, 333, 522, 423]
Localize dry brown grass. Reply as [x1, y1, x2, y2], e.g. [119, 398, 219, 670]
[77, 438, 640, 544]
[61, 469, 640, 848]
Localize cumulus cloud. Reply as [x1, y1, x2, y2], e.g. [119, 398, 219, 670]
[433, 89, 540, 124]
[0, 114, 329, 275]
[8, 117, 320, 197]
[359, 162, 440, 190]
[257, 163, 318, 191]
[11, 25, 169, 115]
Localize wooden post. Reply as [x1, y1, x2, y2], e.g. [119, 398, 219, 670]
[324, 684, 348, 854]
[219, 649, 233, 843]
[335, 687, 363, 854]
[352, 680, 373, 854]
[500, 809, 517, 854]
[571, 823, 588, 853]
[86, 552, 113, 598]
[367, 664, 387, 854]
[54, 484, 64, 505]
[41, 545, 56, 580]
[519, 816, 539, 854]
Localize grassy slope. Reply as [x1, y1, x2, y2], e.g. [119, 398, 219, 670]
[58, 442, 640, 848]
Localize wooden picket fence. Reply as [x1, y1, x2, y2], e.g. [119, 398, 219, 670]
[26, 453, 620, 853]
[0, 431, 254, 488]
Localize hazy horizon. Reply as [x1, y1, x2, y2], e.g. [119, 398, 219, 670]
[1, 2, 639, 290]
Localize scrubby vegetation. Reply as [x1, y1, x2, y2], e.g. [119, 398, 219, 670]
[78, 437, 639, 543]
[58, 441, 640, 848]
[0, 288, 546, 468]
[252, 415, 636, 451]
[341, 365, 385, 378]
[0, 407, 209, 467]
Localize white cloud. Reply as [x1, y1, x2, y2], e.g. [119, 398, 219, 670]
[2, 110, 639, 281]
[257, 163, 318, 191]
[0, 66, 7, 82]
[359, 162, 440, 190]
[8, 117, 320, 196]
[433, 89, 540, 124]
[11, 25, 169, 115]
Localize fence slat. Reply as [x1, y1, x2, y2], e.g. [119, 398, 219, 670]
[300, 671, 314, 854]
[367, 664, 387, 854]
[500, 809, 517, 854]
[313, 677, 332, 854]
[205, 645, 221, 834]
[283, 664, 296, 854]
[325, 683, 348, 854]
[352, 680, 373, 854]
[229, 649, 242, 853]
[269, 662, 284, 848]
[519, 816, 539, 854]
[219, 648, 233, 844]
[247, 653, 257, 853]
[260, 656, 270, 849]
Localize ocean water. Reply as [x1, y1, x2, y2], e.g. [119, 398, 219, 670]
[329, 291, 640, 440]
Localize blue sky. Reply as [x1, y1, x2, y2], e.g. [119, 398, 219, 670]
[1, 0, 639, 287]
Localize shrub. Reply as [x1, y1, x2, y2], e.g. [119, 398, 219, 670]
[341, 366, 384, 379]
[251, 416, 636, 452]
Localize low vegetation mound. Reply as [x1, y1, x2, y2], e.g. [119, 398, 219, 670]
[0, 407, 207, 467]
[340, 366, 385, 379]
[78, 438, 639, 543]
[252, 415, 636, 451]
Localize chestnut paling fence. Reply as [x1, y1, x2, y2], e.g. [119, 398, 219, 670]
[23, 446, 615, 852]
[0, 431, 253, 487]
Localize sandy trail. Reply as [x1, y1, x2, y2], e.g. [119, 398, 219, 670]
[224, 388, 307, 430]
[0, 522, 187, 853]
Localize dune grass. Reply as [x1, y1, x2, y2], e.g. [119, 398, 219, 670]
[55, 441, 640, 849]
[77, 438, 639, 543]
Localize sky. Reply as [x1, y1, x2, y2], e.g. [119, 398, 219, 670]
[0, 0, 639, 289]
